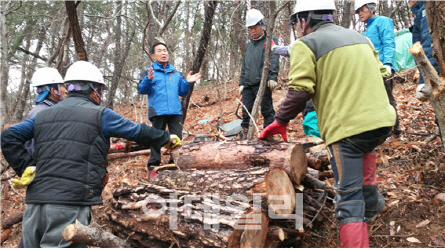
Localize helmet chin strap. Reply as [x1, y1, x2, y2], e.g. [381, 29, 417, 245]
[46, 85, 63, 102]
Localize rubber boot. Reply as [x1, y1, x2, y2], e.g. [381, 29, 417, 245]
[339, 222, 369, 248]
[363, 152, 385, 222]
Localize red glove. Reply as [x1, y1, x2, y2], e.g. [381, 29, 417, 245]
[263, 39, 276, 50]
[258, 120, 288, 141]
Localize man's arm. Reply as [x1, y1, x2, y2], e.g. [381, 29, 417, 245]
[239, 48, 247, 87]
[1, 118, 36, 177]
[101, 108, 170, 149]
[380, 18, 396, 68]
[178, 73, 193, 97]
[268, 37, 280, 81]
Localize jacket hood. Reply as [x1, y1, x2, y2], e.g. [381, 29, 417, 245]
[411, 1, 423, 14]
[151, 61, 176, 73]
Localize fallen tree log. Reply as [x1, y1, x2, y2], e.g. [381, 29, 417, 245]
[62, 220, 131, 248]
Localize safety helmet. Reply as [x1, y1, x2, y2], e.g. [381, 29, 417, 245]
[354, 0, 378, 13]
[292, 0, 336, 16]
[245, 9, 264, 28]
[30, 67, 63, 88]
[64, 61, 107, 90]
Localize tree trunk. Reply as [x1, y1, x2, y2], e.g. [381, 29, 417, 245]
[65, 1, 88, 61]
[14, 27, 46, 122]
[0, 1, 12, 130]
[181, 1, 218, 122]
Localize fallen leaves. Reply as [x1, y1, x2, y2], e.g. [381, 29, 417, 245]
[434, 193, 445, 203]
[415, 219, 430, 228]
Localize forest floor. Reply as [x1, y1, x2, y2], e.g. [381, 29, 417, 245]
[1, 69, 445, 248]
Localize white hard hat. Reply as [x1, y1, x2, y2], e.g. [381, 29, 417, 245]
[31, 67, 63, 88]
[354, 0, 377, 13]
[292, 0, 336, 16]
[64, 61, 107, 90]
[245, 9, 264, 28]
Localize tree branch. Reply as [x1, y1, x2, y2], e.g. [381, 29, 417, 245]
[157, 0, 181, 37]
[148, 0, 163, 27]
[17, 47, 48, 62]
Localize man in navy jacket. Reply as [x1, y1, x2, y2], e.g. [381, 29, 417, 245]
[1, 61, 180, 247]
[138, 42, 201, 176]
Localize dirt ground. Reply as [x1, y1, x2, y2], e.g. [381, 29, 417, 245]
[1, 70, 445, 248]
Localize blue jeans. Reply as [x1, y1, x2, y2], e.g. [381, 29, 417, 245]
[327, 127, 390, 225]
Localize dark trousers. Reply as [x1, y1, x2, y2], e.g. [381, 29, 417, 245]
[327, 127, 391, 225]
[241, 84, 275, 129]
[384, 77, 400, 133]
[22, 204, 91, 248]
[147, 115, 183, 168]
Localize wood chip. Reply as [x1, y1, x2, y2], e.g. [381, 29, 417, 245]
[406, 237, 421, 243]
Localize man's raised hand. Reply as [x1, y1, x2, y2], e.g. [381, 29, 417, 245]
[186, 71, 201, 83]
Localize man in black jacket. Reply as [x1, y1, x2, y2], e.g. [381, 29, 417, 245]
[1, 61, 180, 248]
[239, 9, 280, 139]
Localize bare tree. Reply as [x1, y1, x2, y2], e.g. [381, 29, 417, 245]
[181, 1, 218, 122]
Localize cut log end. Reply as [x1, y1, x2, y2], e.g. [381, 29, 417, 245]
[409, 41, 423, 55]
[266, 168, 296, 215]
[62, 224, 76, 242]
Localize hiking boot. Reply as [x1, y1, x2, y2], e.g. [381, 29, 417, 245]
[240, 129, 248, 140]
[365, 193, 386, 223]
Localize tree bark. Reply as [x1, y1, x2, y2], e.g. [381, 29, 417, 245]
[173, 140, 304, 172]
[65, 1, 88, 61]
[181, 1, 218, 122]
[62, 219, 131, 248]
[0, 1, 13, 130]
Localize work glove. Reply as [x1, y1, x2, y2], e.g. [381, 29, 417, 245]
[258, 120, 288, 142]
[264, 39, 276, 51]
[268, 80, 278, 91]
[13, 166, 36, 189]
[239, 85, 244, 97]
[384, 65, 392, 77]
[163, 134, 182, 150]
[416, 83, 432, 102]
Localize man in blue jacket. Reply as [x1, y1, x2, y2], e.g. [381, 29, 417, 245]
[1, 61, 180, 248]
[355, 0, 401, 136]
[138, 42, 201, 176]
[409, 0, 442, 140]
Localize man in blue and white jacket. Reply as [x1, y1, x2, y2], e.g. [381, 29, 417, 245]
[355, 0, 401, 136]
[138, 42, 201, 176]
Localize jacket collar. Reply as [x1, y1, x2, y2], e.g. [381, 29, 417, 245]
[152, 61, 175, 73]
[66, 92, 99, 105]
[251, 30, 267, 44]
[365, 15, 378, 28]
[311, 21, 334, 33]
[411, 1, 423, 14]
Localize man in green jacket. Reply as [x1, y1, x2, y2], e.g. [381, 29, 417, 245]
[259, 0, 396, 247]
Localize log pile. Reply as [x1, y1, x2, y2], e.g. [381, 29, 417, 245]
[97, 140, 334, 248]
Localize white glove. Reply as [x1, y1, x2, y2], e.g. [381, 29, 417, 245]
[268, 80, 278, 91]
[384, 65, 392, 77]
[239, 85, 244, 97]
[416, 84, 432, 102]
